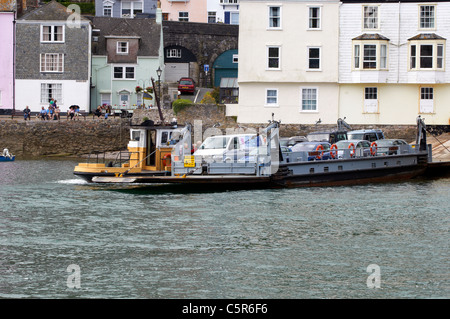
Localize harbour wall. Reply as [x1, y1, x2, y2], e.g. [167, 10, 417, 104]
[1, 104, 420, 157]
[0, 118, 130, 157]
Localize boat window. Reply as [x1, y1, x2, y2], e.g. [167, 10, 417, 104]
[131, 131, 140, 141]
[161, 131, 172, 145]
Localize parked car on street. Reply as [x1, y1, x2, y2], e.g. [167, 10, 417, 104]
[178, 77, 196, 94]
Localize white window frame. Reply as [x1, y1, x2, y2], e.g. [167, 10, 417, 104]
[419, 5, 436, 30]
[116, 41, 129, 55]
[353, 41, 389, 70]
[409, 41, 446, 70]
[113, 66, 136, 80]
[307, 47, 321, 71]
[308, 6, 321, 30]
[40, 53, 64, 73]
[363, 5, 379, 30]
[232, 54, 238, 63]
[121, 1, 143, 18]
[364, 87, 378, 113]
[268, 6, 282, 29]
[267, 45, 281, 70]
[40, 83, 63, 104]
[178, 11, 189, 22]
[101, 93, 111, 107]
[300, 87, 318, 112]
[40, 25, 65, 43]
[103, 3, 112, 17]
[208, 11, 216, 23]
[230, 12, 239, 25]
[420, 87, 434, 113]
[166, 48, 181, 58]
[265, 88, 278, 107]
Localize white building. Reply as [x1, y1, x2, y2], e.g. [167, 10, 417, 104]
[339, 0, 450, 125]
[236, 0, 340, 124]
[207, 0, 240, 24]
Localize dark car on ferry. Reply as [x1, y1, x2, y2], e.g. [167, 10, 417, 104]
[290, 141, 332, 161]
[347, 129, 385, 142]
[307, 130, 348, 144]
[178, 77, 196, 94]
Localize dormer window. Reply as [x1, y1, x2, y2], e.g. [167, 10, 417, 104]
[117, 41, 129, 55]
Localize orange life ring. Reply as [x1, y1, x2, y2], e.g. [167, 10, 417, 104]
[162, 153, 171, 168]
[370, 142, 378, 156]
[330, 144, 338, 159]
[348, 143, 356, 157]
[315, 144, 324, 159]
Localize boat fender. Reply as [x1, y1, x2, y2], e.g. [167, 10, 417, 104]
[370, 142, 378, 156]
[330, 144, 338, 159]
[315, 145, 324, 160]
[163, 153, 172, 168]
[348, 143, 356, 157]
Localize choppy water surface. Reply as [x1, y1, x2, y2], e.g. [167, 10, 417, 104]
[0, 159, 448, 298]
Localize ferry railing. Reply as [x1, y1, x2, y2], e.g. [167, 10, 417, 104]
[85, 151, 139, 167]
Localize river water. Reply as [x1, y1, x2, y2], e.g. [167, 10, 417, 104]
[0, 159, 448, 299]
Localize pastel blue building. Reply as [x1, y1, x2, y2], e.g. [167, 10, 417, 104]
[96, 0, 158, 18]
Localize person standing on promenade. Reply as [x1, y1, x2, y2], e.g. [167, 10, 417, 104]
[23, 106, 31, 121]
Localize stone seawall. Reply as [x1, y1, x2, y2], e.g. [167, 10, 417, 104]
[1, 104, 421, 158]
[0, 118, 130, 157]
[133, 105, 418, 142]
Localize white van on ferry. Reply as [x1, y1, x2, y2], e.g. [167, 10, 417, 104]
[194, 134, 265, 162]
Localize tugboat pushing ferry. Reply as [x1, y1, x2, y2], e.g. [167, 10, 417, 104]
[75, 115, 448, 188]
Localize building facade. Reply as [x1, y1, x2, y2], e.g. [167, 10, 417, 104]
[15, 1, 92, 113]
[236, 0, 340, 124]
[95, 0, 158, 18]
[0, 1, 15, 112]
[160, 0, 207, 23]
[207, 0, 240, 24]
[89, 14, 163, 110]
[339, 0, 450, 125]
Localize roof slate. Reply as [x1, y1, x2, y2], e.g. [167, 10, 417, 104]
[408, 33, 446, 41]
[88, 16, 161, 57]
[352, 33, 390, 41]
[19, 0, 89, 21]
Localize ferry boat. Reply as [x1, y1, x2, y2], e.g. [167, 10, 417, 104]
[0, 149, 15, 162]
[83, 116, 446, 188]
[73, 120, 192, 182]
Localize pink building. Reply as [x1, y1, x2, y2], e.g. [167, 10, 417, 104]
[0, 9, 14, 112]
[160, 0, 207, 23]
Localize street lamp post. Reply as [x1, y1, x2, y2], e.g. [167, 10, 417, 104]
[156, 66, 162, 103]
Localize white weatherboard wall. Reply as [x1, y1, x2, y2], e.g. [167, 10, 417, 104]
[236, 0, 340, 124]
[339, 2, 450, 125]
[15, 80, 90, 113]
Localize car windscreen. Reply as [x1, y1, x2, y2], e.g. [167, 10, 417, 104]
[291, 144, 318, 152]
[348, 133, 364, 140]
[179, 80, 193, 85]
[200, 136, 230, 149]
